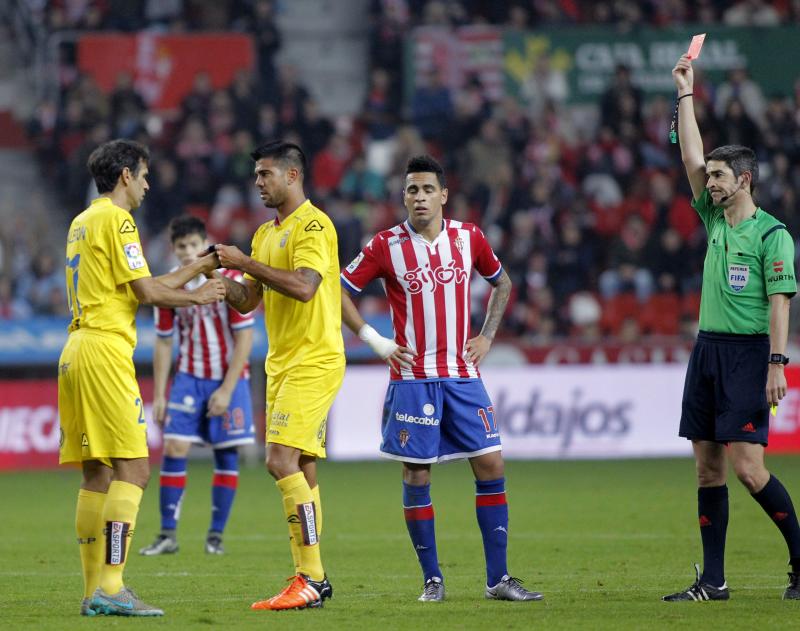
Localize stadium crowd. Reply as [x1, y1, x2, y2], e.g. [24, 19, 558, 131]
[8, 0, 800, 344]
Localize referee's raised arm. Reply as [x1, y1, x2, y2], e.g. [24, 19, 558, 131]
[672, 54, 706, 200]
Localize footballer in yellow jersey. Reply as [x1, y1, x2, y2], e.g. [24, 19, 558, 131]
[59, 139, 225, 617]
[214, 141, 343, 611]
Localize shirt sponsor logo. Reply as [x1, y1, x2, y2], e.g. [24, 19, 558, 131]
[346, 252, 364, 274]
[304, 219, 324, 232]
[404, 261, 468, 294]
[728, 263, 749, 292]
[768, 274, 795, 283]
[67, 226, 87, 243]
[396, 412, 440, 426]
[123, 242, 146, 270]
[388, 236, 410, 247]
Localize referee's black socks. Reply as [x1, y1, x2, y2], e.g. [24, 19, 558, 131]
[751, 475, 800, 572]
[698, 485, 728, 587]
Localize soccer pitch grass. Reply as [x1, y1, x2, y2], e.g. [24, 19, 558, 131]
[3, 457, 800, 629]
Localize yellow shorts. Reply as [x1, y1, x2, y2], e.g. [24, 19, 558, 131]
[266, 364, 345, 458]
[58, 329, 149, 466]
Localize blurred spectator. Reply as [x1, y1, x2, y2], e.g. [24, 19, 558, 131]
[144, 157, 187, 235]
[411, 68, 454, 143]
[340, 154, 385, 202]
[600, 65, 643, 134]
[715, 67, 767, 130]
[724, 0, 781, 25]
[599, 214, 655, 302]
[15, 251, 68, 316]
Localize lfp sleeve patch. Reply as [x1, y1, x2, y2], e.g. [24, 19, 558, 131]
[123, 242, 146, 270]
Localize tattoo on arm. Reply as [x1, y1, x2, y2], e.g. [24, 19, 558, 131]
[298, 267, 323, 294]
[222, 276, 259, 313]
[480, 270, 512, 341]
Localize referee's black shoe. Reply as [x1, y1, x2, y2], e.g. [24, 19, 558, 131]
[662, 564, 729, 602]
[783, 572, 800, 600]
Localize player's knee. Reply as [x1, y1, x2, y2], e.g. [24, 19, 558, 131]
[164, 439, 190, 458]
[265, 455, 287, 480]
[733, 462, 767, 492]
[695, 458, 725, 486]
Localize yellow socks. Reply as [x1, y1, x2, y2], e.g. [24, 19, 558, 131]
[276, 472, 324, 581]
[76, 489, 107, 598]
[98, 481, 143, 594]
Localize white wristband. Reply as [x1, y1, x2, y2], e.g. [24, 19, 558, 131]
[358, 324, 397, 359]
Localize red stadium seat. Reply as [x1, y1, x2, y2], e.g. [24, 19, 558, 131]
[681, 291, 702, 319]
[600, 293, 639, 335]
[640, 292, 681, 335]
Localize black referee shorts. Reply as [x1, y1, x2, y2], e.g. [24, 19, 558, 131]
[679, 330, 770, 445]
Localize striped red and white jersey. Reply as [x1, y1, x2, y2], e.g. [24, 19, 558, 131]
[341, 219, 502, 381]
[154, 268, 254, 380]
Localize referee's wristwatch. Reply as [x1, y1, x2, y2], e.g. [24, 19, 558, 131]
[769, 353, 790, 365]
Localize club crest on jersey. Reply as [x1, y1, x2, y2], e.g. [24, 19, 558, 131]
[398, 429, 410, 448]
[454, 236, 464, 254]
[279, 230, 290, 247]
[728, 264, 749, 292]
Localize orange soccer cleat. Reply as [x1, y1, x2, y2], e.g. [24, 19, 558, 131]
[250, 574, 333, 611]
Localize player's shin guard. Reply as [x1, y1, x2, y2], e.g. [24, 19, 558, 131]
[277, 472, 324, 581]
[698, 485, 728, 587]
[76, 489, 107, 598]
[475, 478, 509, 587]
[99, 481, 143, 594]
[159, 456, 187, 532]
[403, 482, 441, 581]
[751, 475, 800, 571]
[210, 448, 238, 534]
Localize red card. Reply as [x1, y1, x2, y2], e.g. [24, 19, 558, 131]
[687, 33, 706, 60]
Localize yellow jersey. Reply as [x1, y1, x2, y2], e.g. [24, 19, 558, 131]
[64, 197, 151, 348]
[245, 200, 345, 376]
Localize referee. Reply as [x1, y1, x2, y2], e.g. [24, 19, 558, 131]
[663, 54, 800, 602]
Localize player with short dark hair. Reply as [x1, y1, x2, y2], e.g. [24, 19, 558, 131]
[340, 154, 543, 603]
[212, 139, 344, 611]
[139, 215, 255, 558]
[663, 55, 800, 602]
[60, 139, 226, 617]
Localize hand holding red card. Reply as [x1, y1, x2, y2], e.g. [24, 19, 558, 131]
[687, 33, 706, 60]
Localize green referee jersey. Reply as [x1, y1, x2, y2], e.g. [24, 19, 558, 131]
[693, 189, 796, 334]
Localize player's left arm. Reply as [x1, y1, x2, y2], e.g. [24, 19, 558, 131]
[767, 293, 791, 407]
[466, 269, 512, 367]
[207, 326, 254, 417]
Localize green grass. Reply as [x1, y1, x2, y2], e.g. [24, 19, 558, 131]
[2, 457, 800, 629]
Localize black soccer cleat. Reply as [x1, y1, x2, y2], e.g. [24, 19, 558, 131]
[306, 575, 334, 603]
[662, 564, 729, 602]
[783, 572, 800, 600]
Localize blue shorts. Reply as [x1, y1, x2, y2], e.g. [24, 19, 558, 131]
[380, 379, 502, 464]
[680, 331, 770, 445]
[163, 372, 255, 448]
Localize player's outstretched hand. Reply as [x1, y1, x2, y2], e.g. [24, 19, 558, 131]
[672, 54, 694, 92]
[465, 334, 492, 368]
[194, 278, 226, 304]
[215, 244, 250, 270]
